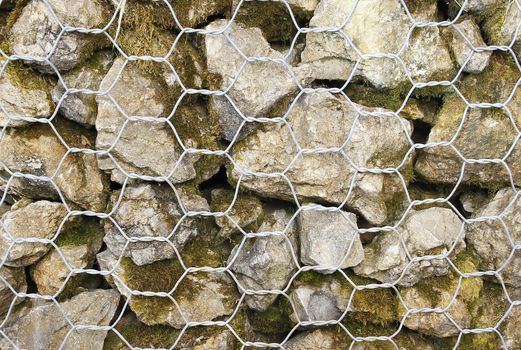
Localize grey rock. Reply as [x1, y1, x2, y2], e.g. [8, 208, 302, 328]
[229, 91, 413, 225]
[354, 207, 464, 286]
[0, 289, 120, 350]
[205, 19, 298, 141]
[0, 200, 67, 267]
[465, 188, 521, 287]
[8, 0, 111, 74]
[503, 305, 521, 350]
[460, 190, 490, 214]
[453, 0, 502, 14]
[0, 266, 27, 315]
[0, 120, 109, 211]
[228, 208, 298, 311]
[103, 183, 213, 265]
[297, 0, 454, 87]
[0, 64, 54, 127]
[298, 205, 364, 273]
[285, 328, 351, 350]
[51, 50, 114, 127]
[449, 18, 491, 74]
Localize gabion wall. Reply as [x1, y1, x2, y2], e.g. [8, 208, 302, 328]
[0, 0, 520, 349]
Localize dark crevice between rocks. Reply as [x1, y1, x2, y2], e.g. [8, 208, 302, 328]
[109, 181, 123, 192]
[411, 119, 432, 144]
[24, 265, 38, 294]
[314, 79, 347, 90]
[198, 165, 228, 200]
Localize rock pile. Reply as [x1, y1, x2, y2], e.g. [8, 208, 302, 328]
[0, 0, 520, 349]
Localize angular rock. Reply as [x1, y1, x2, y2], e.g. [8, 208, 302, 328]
[448, 18, 491, 74]
[502, 305, 521, 350]
[481, 0, 521, 46]
[285, 328, 351, 350]
[8, 0, 112, 73]
[0, 289, 120, 350]
[51, 50, 113, 127]
[103, 183, 213, 265]
[447, 0, 502, 14]
[205, 19, 298, 141]
[297, 0, 455, 87]
[0, 118, 109, 211]
[459, 190, 490, 214]
[0, 200, 67, 267]
[0, 62, 55, 127]
[31, 218, 104, 295]
[229, 92, 413, 225]
[354, 207, 464, 286]
[465, 188, 521, 287]
[210, 188, 264, 237]
[229, 207, 298, 311]
[0, 266, 27, 315]
[95, 57, 220, 184]
[298, 205, 364, 273]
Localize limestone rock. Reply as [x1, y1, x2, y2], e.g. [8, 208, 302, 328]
[0, 119, 109, 211]
[447, 0, 502, 14]
[0, 289, 120, 350]
[481, 0, 521, 46]
[502, 305, 521, 350]
[229, 92, 413, 225]
[0, 200, 67, 267]
[31, 218, 104, 295]
[95, 57, 219, 184]
[51, 50, 114, 127]
[298, 0, 454, 87]
[8, 0, 112, 73]
[0, 63, 54, 127]
[205, 19, 298, 141]
[285, 328, 351, 350]
[459, 190, 490, 214]
[465, 188, 521, 287]
[229, 208, 298, 311]
[354, 207, 464, 286]
[103, 183, 214, 265]
[0, 266, 27, 315]
[298, 205, 364, 273]
[449, 18, 491, 74]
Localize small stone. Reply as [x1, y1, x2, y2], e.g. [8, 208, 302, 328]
[354, 207, 464, 286]
[285, 327, 351, 350]
[103, 183, 214, 265]
[31, 218, 104, 295]
[0, 266, 27, 315]
[51, 50, 114, 127]
[0, 119, 109, 211]
[449, 18, 491, 74]
[459, 190, 490, 214]
[0, 63, 55, 127]
[0, 289, 120, 350]
[0, 200, 67, 267]
[298, 205, 364, 273]
[8, 0, 112, 73]
[229, 207, 298, 311]
[205, 19, 298, 141]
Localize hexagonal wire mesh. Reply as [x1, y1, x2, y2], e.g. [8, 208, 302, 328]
[0, 0, 520, 349]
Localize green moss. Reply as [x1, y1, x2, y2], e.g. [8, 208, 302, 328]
[4, 60, 55, 93]
[2, 0, 30, 45]
[342, 319, 398, 338]
[344, 82, 410, 111]
[180, 232, 231, 267]
[296, 270, 334, 286]
[54, 217, 103, 247]
[247, 306, 292, 334]
[121, 257, 184, 292]
[458, 332, 502, 350]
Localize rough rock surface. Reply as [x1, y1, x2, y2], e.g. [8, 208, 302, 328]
[0, 200, 67, 267]
[298, 205, 364, 273]
[354, 207, 464, 286]
[230, 92, 413, 225]
[103, 183, 213, 265]
[285, 328, 350, 350]
[229, 208, 298, 311]
[51, 50, 113, 127]
[8, 0, 112, 73]
[0, 266, 27, 315]
[449, 18, 492, 74]
[0, 289, 120, 350]
[0, 119, 109, 211]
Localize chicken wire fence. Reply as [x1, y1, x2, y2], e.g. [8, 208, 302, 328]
[0, 0, 520, 349]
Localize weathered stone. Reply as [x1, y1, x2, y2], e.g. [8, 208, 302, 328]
[210, 188, 264, 237]
[8, 0, 112, 73]
[502, 305, 521, 350]
[0, 119, 109, 211]
[51, 50, 113, 127]
[298, 205, 364, 273]
[459, 190, 490, 214]
[449, 18, 492, 74]
[465, 188, 521, 287]
[446, 0, 502, 15]
[31, 218, 104, 295]
[0, 289, 120, 350]
[229, 207, 298, 311]
[297, 0, 454, 87]
[481, 0, 521, 46]
[285, 327, 351, 350]
[95, 57, 220, 184]
[229, 92, 413, 225]
[0, 266, 27, 315]
[103, 183, 213, 265]
[354, 207, 464, 286]
[205, 19, 298, 141]
[0, 200, 67, 267]
[0, 62, 55, 127]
